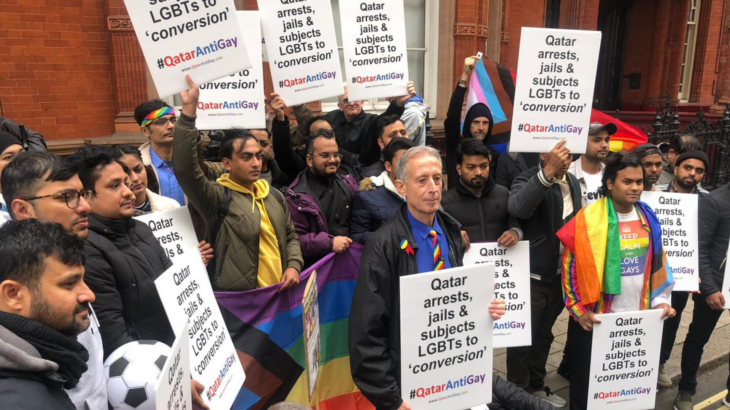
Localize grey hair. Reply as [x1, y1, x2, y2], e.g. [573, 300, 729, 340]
[268, 403, 311, 410]
[396, 146, 442, 183]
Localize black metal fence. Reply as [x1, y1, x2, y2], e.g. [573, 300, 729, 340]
[636, 101, 730, 190]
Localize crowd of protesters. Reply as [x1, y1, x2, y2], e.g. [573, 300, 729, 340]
[0, 55, 727, 410]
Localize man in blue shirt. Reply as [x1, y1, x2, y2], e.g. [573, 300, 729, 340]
[134, 100, 186, 207]
[349, 146, 509, 410]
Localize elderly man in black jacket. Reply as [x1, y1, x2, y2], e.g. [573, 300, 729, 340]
[506, 140, 581, 408]
[68, 146, 174, 356]
[349, 146, 555, 410]
[326, 82, 415, 167]
[442, 139, 522, 245]
[673, 184, 730, 410]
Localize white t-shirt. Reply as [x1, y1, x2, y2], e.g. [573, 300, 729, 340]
[0, 194, 9, 226]
[583, 170, 604, 205]
[611, 209, 650, 313]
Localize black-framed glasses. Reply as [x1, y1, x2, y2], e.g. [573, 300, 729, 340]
[22, 190, 94, 209]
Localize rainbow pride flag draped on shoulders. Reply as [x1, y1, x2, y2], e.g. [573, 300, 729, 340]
[556, 197, 673, 319]
[215, 245, 374, 410]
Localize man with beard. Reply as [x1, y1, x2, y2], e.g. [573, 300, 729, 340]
[441, 138, 522, 245]
[285, 129, 359, 267]
[0, 152, 107, 410]
[362, 115, 410, 178]
[568, 122, 616, 206]
[445, 56, 502, 189]
[635, 143, 663, 192]
[654, 150, 708, 388]
[657, 135, 702, 186]
[0, 220, 95, 409]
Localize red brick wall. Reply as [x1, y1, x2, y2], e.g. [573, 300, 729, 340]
[500, 0, 546, 70]
[0, 0, 116, 140]
[619, 0, 656, 107]
[690, 0, 725, 104]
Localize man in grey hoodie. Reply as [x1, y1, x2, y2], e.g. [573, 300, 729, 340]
[0, 220, 95, 410]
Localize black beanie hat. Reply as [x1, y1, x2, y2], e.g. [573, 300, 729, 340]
[675, 150, 709, 170]
[0, 131, 22, 155]
[462, 103, 494, 141]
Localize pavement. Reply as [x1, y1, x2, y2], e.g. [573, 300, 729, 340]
[492, 298, 730, 398]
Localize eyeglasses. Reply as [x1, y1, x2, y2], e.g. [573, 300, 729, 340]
[315, 152, 342, 160]
[22, 190, 94, 209]
[149, 117, 177, 127]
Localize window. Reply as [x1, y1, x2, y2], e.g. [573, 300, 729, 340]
[678, 0, 700, 102]
[321, 0, 439, 115]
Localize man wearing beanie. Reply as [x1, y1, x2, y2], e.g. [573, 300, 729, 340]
[0, 131, 24, 222]
[634, 143, 663, 192]
[656, 150, 709, 196]
[655, 150, 709, 388]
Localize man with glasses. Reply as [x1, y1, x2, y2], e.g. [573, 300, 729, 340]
[134, 100, 185, 206]
[0, 151, 105, 410]
[285, 128, 359, 267]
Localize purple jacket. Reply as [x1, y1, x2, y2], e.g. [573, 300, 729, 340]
[284, 171, 359, 265]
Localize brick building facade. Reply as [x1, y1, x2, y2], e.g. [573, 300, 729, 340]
[1, 0, 728, 144]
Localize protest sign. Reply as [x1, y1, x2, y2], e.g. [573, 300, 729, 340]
[722, 248, 730, 309]
[587, 309, 663, 410]
[197, 12, 266, 130]
[123, 0, 251, 98]
[641, 191, 699, 291]
[258, 0, 344, 106]
[338, 0, 409, 101]
[400, 265, 494, 410]
[155, 248, 245, 410]
[155, 322, 192, 410]
[509, 28, 601, 153]
[134, 206, 199, 262]
[302, 271, 321, 400]
[463, 242, 531, 348]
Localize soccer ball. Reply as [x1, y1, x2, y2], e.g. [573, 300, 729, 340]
[104, 340, 171, 410]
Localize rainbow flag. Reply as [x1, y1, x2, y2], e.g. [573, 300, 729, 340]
[464, 58, 648, 154]
[556, 198, 673, 319]
[215, 245, 373, 410]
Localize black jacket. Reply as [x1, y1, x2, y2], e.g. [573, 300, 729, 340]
[0, 115, 47, 152]
[362, 160, 386, 178]
[508, 166, 582, 283]
[495, 152, 541, 190]
[698, 185, 730, 296]
[441, 178, 520, 243]
[83, 214, 174, 358]
[444, 85, 500, 190]
[349, 205, 464, 410]
[489, 375, 557, 410]
[266, 159, 289, 189]
[350, 179, 404, 245]
[325, 102, 405, 167]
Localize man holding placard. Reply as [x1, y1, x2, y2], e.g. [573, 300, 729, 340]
[556, 153, 675, 410]
[172, 76, 304, 292]
[673, 182, 730, 409]
[652, 150, 707, 387]
[349, 146, 513, 410]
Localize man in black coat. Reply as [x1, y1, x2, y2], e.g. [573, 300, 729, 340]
[362, 115, 410, 178]
[68, 146, 174, 357]
[673, 183, 730, 410]
[351, 138, 414, 244]
[0, 220, 93, 410]
[442, 138, 522, 244]
[325, 82, 414, 167]
[445, 56, 501, 190]
[349, 146, 514, 410]
[506, 140, 582, 408]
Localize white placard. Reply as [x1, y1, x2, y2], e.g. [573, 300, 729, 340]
[587, 309, 663, 410]
[302, 272, 320, 399]
[509, 28, 602, 153]
[258, 0, 344, 106]
[463, 242, 531, 348]
[155, 249, 245, 410]
[155, 322, 192, 410]
[338, 0, 409, 101]
[197, 12, 266, 130]
[722, 247, 730, 309]
[134, 206, 199, 263]
[641, 191, 699, 291]
[123, 0, 251, 98]
[400, 265, 494, 410]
